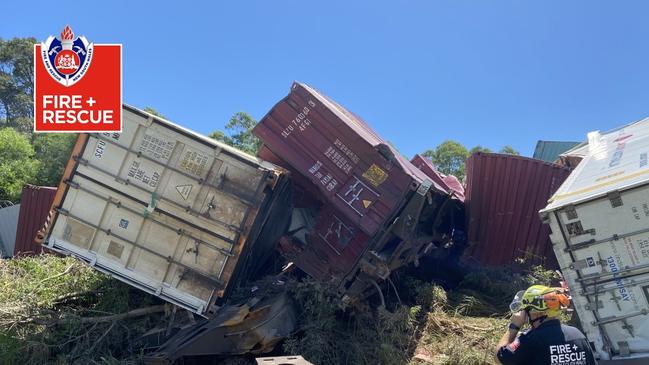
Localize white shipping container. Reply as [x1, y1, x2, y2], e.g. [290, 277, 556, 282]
[41, 105, 290, 317]
[541, 117, 649, 362]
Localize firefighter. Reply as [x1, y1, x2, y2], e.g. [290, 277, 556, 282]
[495, 285, 597, 365]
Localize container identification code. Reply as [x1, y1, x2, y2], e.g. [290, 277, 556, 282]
[280, 100, 317, 138]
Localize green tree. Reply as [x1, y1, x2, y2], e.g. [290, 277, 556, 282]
[0, 128, 39, 201]
[143, 106, 165, 118]
[469, 145, 492, 154]
[0, 37, 35, 133]
[32, 133, 77, 187]
[422, 140, 469, 179]
[499, 145, 520, 155]
[209, 112, 260, 155]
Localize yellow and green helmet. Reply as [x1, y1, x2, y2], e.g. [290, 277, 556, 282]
[509, 285, 570, 317]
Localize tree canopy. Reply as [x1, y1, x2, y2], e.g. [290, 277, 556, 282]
[469, 145, 492, 154]
[0, 128, 39, 201]
[0, 37, 35, 134]
[209, 112, 260, 155]
[32, 133, 77, 187]
[499, 145, 520, 155]
[422, 140, 470, 179]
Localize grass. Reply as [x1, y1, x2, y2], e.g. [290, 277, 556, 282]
[0, 254, 564, 365]
[0, 254, 165, 365]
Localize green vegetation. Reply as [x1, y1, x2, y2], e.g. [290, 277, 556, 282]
[209, 111, 261, 155]
[0, 128, 39, 201]
[0, 251, 563, 364]
[277, 263, 559, 365]
[0, 37, 35, 134]
[31, 133, 77, 187]
[422, 141, 520, 180]
[0, 254, 166, 364]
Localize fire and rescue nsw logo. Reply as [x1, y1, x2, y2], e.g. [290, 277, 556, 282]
[34, 25, 121, 133]
[41, 25, 93, 87]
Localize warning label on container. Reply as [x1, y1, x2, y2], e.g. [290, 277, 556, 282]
[175, 184, 193, 200]
[179, 149, 210, 177]
[362, 164, 388, 187]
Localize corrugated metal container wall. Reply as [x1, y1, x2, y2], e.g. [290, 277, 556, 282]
[40, 105, 292, 317]
[464, 153, 571, 268]
[0, 204, 20, 257]
[254, 82, 433, 238]
[14, 185, 57, 256]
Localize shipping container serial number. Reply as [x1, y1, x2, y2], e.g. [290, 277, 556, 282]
[280, 100, 317, 138]
[127, 161, 160, 188]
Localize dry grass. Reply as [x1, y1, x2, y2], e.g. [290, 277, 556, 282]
[410, 309, 507, 365]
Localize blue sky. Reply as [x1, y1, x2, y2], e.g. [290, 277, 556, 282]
[3, 1, 649, 157]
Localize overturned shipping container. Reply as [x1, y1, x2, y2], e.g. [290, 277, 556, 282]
[39, 105, 292, 317]
[464, 152, 570, 268]
[410, 154, 465, 202]
[254, 82, 462, 301]
[541, 117, 649, 362]
[15, 185, 57, 256]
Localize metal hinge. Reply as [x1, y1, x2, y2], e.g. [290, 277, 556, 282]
[618, 341, 630, 357]
[564, 205, 578, 220]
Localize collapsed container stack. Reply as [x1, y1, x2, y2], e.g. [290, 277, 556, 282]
[253, 82, 463, 301]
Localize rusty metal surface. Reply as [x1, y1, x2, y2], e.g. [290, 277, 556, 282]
[410, 154, 465, 202]
[464, 152, 570, 268]
[143, 293, 296, 364]
[14, 185, 57, 256]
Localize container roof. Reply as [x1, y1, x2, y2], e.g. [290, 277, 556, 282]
[533, 141, 581, 163]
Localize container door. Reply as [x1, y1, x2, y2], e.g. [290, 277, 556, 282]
[548, 185, 649, 360]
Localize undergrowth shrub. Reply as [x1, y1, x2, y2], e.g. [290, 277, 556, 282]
[0, 254, 165, 364]
[283, 279, 421, 365]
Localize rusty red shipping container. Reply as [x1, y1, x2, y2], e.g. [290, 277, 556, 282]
[254, 82, 460, 300]
[464, 152, 571, 268]
[410, 154, 465, 202]
[254, 82, 438, 237]
[14, 184, 57, 256]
